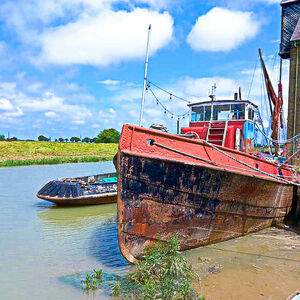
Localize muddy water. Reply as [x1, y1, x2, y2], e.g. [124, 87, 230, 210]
[0, 162, 299, 299]
[187, 227, 300, 300]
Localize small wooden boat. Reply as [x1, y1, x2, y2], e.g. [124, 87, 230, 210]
[37, 172, 117, 206]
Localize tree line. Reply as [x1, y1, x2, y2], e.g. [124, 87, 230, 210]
[0, 135, 18, 141]
[38, 128, 120, 143]
[1, 129, 120, 143]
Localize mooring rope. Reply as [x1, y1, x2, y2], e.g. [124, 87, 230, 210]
[200, 139, 299, 186]
[150, 140, 299, 186]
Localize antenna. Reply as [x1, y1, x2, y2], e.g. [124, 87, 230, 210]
[209, 83, 217, 100]
[139, 24, 151, 127]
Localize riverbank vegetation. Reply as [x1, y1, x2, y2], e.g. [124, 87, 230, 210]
[103, 235, 204, 299]
[81, 269, 103, 291]
[0, 141, 118, 167]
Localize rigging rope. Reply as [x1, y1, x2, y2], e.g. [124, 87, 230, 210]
[254, 122, 300, 145]
[247, 55, 259, 100]
[147, 80, 191, 103]
[148, 87, 190, 118]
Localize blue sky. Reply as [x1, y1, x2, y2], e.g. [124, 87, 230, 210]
[0, 0, 288, 140]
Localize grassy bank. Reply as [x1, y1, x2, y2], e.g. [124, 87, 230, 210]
[0, 141, 118, 167]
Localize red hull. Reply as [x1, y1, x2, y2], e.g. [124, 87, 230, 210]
[117, 125, 297, 263]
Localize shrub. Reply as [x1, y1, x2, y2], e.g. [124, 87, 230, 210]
[96, 128, 120, 143]
[38, 135, 49, 142]
[120, 234, 203, 300]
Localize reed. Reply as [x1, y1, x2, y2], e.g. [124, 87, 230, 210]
[81, 269, 103, 291]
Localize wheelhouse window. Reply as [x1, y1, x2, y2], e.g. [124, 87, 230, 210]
[191, 106, 204, 121]
[191, 102, 249, 122]
[248, 108, 255, 120]
[231, 104, 245, 120]
[213, 104, 231, 121]
[204, 106, 211, 121]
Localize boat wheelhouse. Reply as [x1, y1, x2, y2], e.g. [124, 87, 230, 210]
[181, 99, 258, 153]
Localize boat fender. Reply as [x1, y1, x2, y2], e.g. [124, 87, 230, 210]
[235, 128, 241, 150]
[150, 123, 168, 132]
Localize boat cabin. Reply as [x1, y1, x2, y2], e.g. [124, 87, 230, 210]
[181, 100, 258, 153]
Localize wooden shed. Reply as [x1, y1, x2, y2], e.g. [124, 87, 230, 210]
[280, 0, 300, 165]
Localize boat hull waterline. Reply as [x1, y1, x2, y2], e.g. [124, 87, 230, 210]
[117, 125, 295, 263]
[37, 172, 117, 206]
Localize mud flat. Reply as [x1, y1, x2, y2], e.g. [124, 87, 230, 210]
[187, 227, 300, 300]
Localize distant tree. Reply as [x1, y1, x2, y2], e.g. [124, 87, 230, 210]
[54, 138, 58, 142]
[0, 135, 5, 141]
[65, 138, 69, 142]
[82, 137, 91, 143]
[70, 136, 80, 143]
[38, 135, 49, 142]
[9, 137, 17, 141]
[59, 138, 64, 143]
[96, 128, 120, 143]
[90, 138, 97, 143]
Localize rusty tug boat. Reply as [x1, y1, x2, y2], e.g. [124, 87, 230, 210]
[116, 32, 300, 262]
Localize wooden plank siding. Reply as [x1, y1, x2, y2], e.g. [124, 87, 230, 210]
[287, 42, 300, 165]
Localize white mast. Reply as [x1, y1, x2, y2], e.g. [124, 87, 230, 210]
[139, 24, 151, 127]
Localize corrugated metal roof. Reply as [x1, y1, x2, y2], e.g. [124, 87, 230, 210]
[281, 0, 300, 5]
[280, 1, 300, 58]
[291, 18, 300, 40]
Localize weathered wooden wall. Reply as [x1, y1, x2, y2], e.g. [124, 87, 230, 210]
[287, 42, 300, 165]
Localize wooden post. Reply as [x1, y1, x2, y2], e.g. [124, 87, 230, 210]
[287, 41, 300, 165]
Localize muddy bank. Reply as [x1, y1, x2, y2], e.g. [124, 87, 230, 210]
[187, 227, 300, 300]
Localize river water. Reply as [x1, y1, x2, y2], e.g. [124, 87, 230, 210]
[0, 162, 299, 300]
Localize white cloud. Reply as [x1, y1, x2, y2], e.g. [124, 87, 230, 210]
[18, 92, 92, 124]
[45, 111, 58, 118]
[27, 82, 43, 92]
[187, 7, 260, 52]
[0, 97, 23, 117]
[38, 8, 173, 66]
[4, 107, 23, 117]
[174, 76, 240, 99]
[0, 98, 14, 111]
[98, 80, 121, 86]
[72, 119, 85, 125]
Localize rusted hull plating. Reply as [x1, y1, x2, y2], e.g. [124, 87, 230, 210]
[117, 125, 295, 263]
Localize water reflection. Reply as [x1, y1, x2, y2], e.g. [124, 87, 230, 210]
[89, 221, 129, 270]
[38, 203, 117, 230]
[37, 202, 129, 275]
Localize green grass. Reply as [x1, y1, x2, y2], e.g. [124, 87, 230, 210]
[0, 141, 118, 167]
[0, 156, 114, 167]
